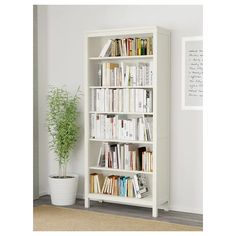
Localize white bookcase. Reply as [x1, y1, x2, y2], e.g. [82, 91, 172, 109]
[84, 26, 170, 217]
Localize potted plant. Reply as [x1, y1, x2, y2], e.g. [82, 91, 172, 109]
[47, 86, 81, 206]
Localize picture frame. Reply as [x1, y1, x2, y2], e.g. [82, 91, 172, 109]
[181, 36, 203, 110]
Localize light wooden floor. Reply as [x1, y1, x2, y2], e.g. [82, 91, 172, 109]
[34, 195, 203, 228]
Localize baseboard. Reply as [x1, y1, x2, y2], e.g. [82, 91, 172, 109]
[169, 205, 203, 214]
[39, 191, 84, 199]
[76, 193, 85, 199]
[39, 191, 49, 197]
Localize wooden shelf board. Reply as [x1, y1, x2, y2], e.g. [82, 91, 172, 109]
[89, 55, 153, 60]
[89, 86, 153, 89]
[89, 111, 153, 115]
[89, 166, 153, 175]
[89, 138, 153, 144]
[88, 193, 153, 208]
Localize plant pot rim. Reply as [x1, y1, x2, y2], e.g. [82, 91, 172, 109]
[49, 174, 78, 179]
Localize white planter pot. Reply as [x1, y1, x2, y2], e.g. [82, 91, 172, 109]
[48, 174, 79, 206]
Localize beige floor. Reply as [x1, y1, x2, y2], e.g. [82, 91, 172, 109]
[34, 205, 202, 231]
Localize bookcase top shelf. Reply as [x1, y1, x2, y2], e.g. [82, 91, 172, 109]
[89, 138, 153, 144]
[86, 26, 170, 38]
[89, 166, 153, 175]
[89, 55, 153, 61]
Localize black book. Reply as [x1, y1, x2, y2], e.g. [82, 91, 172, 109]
[138, 147, 146, 170]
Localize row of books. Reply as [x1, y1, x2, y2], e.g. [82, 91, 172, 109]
[91, 88, 153, 113]
[98, 62, 153, 87]
[90, 115, 153, 141]
[90, 173, 149, 199]
[99, 38, 153, 57]
[97, 143, 153, 172]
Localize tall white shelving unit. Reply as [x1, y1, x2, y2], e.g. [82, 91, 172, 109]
[84, 26, 170, 217]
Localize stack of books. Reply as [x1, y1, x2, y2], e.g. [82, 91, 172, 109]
[99, 37, 153, 57]
[91, 88, 153, 113]
[97, 62, 153, 86]
[90, 115, 153, 141]
[97, 143, 153, 172]
[90, 173, 104, 194]
[90, 173, 148, 198]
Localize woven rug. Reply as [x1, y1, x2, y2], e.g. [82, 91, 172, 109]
[33, 205, 202, 231]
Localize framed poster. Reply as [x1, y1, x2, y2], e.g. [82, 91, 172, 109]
[182, 36, 203, 110]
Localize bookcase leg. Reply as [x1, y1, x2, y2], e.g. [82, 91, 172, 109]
[152, 208, 158, 217]
[85, 198, 90, 208]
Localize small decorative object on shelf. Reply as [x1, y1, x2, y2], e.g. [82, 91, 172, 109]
[85, 27, 170, 217]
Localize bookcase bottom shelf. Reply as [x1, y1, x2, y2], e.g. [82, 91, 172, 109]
[88, 193, 153, 208]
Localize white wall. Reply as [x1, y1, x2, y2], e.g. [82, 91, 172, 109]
[37, 5, 203, 213]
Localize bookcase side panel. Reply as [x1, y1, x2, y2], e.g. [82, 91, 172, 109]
[156, 31, 171, 206]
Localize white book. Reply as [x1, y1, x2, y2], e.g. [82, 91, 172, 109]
[124, 120, 129, 139]
[96, 89, 100, 112]
[109, 116, 113, 140]
[90, 114, 95, 138]
[105, 89, 109, 112]
[143, 90, 147, 112]
[106, 63, 110, 86]
[138, 118, 145, 141]
[120, 62, 125, 86]
[129, 119, 133, 140]
[130, 66, 136, 86]
[109, 89, 113, 112]
[106, 178, 111, 194]
[104, 143, 109, 168]
[136, 89, 143, 113]
[124, 89, 129, 112]
[97, 145, 103, 166]
[118, 89, 123, 112]
[129, 89, 134, 112]
[124, 144, 130, 170]
[95, 115, 100, 139]
[101, 176, 108, 193]
[113, 147, 118, 169]
[114, 116, 119, 139]
[111, 70, 115, 86]
[133, 175, 141, 198]
[118, 119, 122, 139]
[99, 39, 112, 57]
[132, 178, 137, 198]
[125, 65, 130, 86]
[100, 115, 105, 139]
[104, 116, 108, 139]
[149, 62, 153, 85]
[100, 89, 105, 111]
[104, 177, 109, 194]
